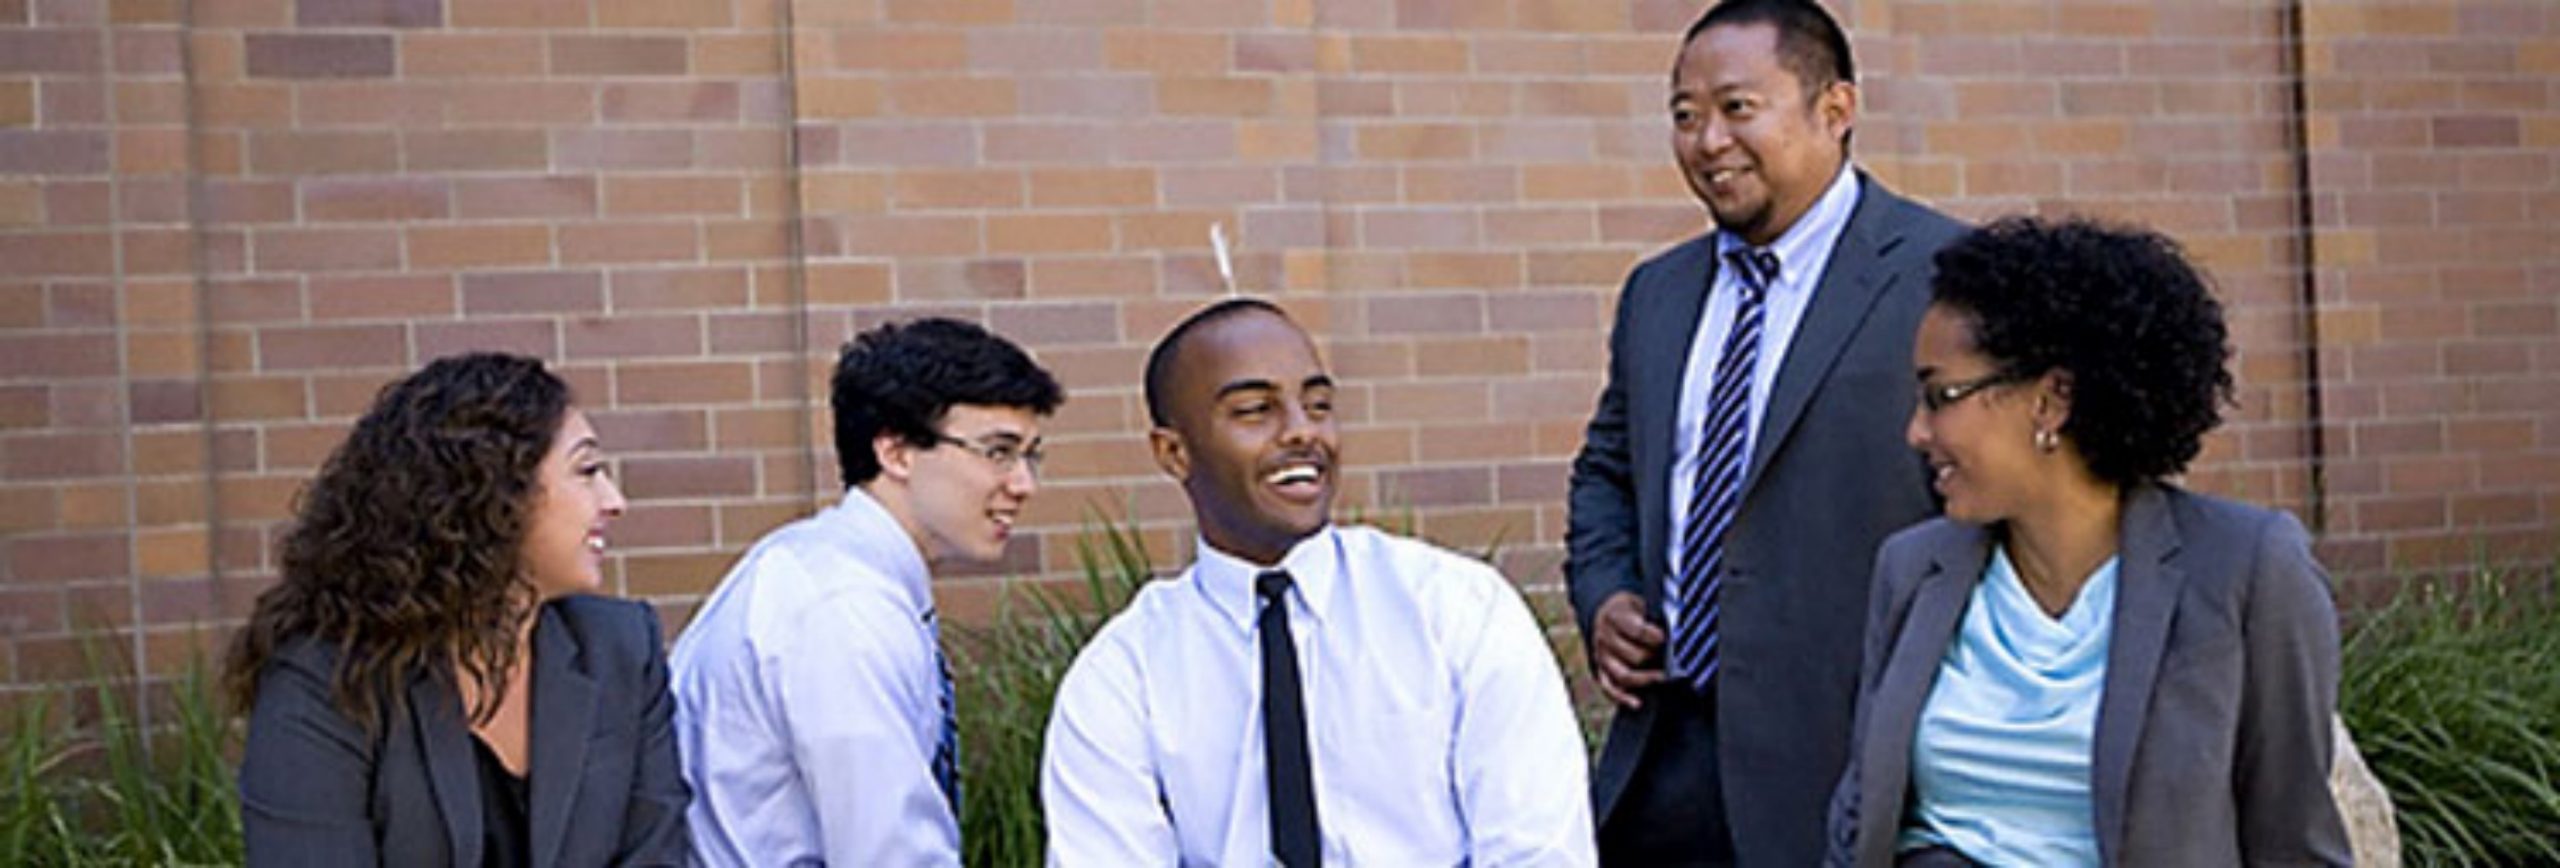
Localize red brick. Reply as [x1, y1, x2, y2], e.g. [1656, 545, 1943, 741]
[461, 272, 603, 316]
[0, 29, 103, 75]
[407, 224, 553, 270]
[1, 429, 124, 481]
[621, 455, 757, 498]
[0, 130, 110, 174]
[553, 129, 695, 171]
[453, 177, 598, 220]
[244, 33, 392, 79]
[248, 131, 400, 176]
[309, 274, 455, 321]
[706, 312, 795, 354]
[615, 361, 753, 406]
[259, 324, 405, 372]
[397, 32, 543, 79]
[564, 315, 702, 359]
[302, 177, 449, 223]
[296, 0, 438, 26]
[5, 533, 130, 582]
[601, 82, 741, 123]
[415, 318, 557, 360]
[584, 407, 707, 453]
[895, 258, 1025, 300]
[404, 130, 549, 173]
[611, 268, 748, 312]
[552, 35, 691, 77]
[595, 0, 728, 28]
[559, 222, 701, 265]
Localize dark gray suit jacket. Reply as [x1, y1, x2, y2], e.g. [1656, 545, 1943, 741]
[1827, 484, 2351, 867]
[238, 596, 690, 867]
[1569, 172, 1964, 863]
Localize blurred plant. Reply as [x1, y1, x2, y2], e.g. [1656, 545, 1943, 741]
[2340, 567, 2560, 867]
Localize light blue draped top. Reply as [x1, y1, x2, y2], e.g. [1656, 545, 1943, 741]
[1898, 544, 2119, 866]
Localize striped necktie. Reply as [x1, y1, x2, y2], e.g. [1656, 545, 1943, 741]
[927, 610, 962, 817]
[1669, 247, 1776, 692]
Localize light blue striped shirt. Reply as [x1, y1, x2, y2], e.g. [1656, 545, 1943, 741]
[1900, 544, 2119, 866]
[1665, 164, 1863, 637]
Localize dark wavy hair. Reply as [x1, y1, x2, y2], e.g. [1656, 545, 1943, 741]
[222, 352, 572, 732]
[832, 318, 1064, 488]
[1929, 216, 2235, 487]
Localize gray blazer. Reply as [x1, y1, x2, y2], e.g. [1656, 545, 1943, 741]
[1827, 484, 2352, 867]
[1569, 172, 1965, 863]
[238, 596, 690, 867]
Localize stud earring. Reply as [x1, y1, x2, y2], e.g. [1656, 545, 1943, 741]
[2033, 428, 2059, 453]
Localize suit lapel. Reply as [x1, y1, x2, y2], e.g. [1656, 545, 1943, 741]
[528, 604, 597, 868]
[1747, 175, 1909, 489]
[1856, 527, 1986, 865]
[411, 674, 484, 867]
[1632, 237, 1718, 604]
[2092, 485, 2184, 865]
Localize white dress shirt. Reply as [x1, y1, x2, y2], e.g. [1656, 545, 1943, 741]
[670, 487, 959, 867]
[1666, 164, 1864, 594]
[1041, 524, 1596, 867]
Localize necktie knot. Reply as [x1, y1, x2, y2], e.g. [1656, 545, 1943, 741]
[1726, 247, 1779, 297]
[1256, 570, 1294, 603]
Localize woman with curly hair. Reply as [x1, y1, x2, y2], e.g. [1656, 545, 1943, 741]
[225, 352, 688, 867]
[1825, 217, 2350, 867]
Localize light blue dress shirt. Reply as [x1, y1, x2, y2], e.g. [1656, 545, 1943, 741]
[1901, 544, 2119, 866]
[1665, 164, 1862, 628]
[670, 487, 960, 867]
[1040, 525, 1596, 867]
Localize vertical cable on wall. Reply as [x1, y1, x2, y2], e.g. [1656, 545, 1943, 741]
[2279, 0, 2329, 532]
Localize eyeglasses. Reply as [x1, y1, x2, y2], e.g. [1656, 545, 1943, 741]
[1915, 371, 2019, 413]
[930, 432, 1045, 476]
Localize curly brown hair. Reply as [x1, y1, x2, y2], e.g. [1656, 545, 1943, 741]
[221, 352, 572, 733]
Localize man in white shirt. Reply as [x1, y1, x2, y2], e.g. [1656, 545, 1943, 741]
[1041, 299, 1596, 866]
[672, 318, 1063, 866]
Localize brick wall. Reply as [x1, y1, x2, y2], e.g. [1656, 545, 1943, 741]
[3, 0, 2554, 705]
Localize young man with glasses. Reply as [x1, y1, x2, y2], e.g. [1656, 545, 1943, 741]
[672, 318, 1063, 866]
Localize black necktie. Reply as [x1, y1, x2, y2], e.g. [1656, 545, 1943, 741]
[1256, 570, 1321, 867]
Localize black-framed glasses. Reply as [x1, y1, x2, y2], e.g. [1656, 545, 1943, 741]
[1916, 371, 2020, 413]
[930, 433, 1045, 476]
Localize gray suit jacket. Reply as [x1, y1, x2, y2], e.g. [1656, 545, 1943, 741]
[1827, 484, 2351, 867]
[239, 596, 691, 867]
[1569, 172, 1964, 863]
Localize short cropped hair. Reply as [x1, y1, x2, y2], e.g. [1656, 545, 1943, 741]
[1929, 216, 2235, 487]
[831, 318, 1063, 488]
[1142, 297, 1290, 428]
[1683, 0, 1858, 98]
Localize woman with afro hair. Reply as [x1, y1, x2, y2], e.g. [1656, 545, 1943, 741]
[1827, 217, 2350, 867]
[226, 352, 688, 866]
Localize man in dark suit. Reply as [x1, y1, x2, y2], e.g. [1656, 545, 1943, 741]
[1566, 1, 1965, 864]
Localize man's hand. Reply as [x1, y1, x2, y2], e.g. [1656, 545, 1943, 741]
[1589, 591, 1666, 709]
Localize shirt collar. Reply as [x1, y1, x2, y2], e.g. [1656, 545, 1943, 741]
[1719, 162, 1862, 292]
[826, 486, 935, 618]
[1193, 525, 1343, 634]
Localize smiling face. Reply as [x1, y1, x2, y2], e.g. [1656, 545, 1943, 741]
[1670, 21, 1854, 247]
[1149, 309, 1339, 566]
[1906, 305, 2066, 526]
[875, 403, 1043, 567]
[522, 408, 627, 600]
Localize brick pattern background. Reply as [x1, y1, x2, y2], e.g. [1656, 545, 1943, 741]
[3, 0, 2554, 710]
